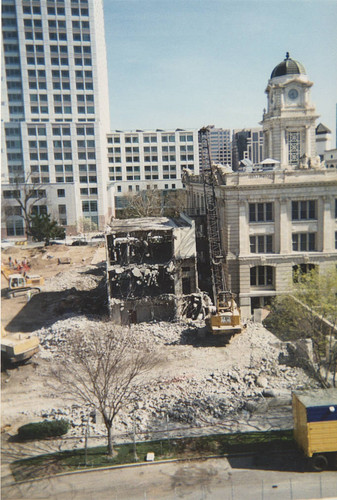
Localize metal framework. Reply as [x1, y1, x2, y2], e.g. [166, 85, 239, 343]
[199, 127, 228, 303]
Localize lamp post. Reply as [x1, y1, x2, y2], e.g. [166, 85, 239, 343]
[133, 413, 139, 462]
[84, 409, 96, 466]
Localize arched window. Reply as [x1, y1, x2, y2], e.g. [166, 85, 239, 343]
[6, 216, 24, 236]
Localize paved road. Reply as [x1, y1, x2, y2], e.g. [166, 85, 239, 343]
[3, 457, 337, 500]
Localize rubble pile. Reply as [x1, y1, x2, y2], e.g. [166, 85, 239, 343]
[35, 316, 198, 355]
[44, 268, 102, 292]
[109, 262, 175, 298]
[33, 317, 320, 437]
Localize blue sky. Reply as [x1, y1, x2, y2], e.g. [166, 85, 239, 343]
[103, 0, 337, 142]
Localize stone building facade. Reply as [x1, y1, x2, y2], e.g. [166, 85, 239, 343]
[184, 54, 337, 319]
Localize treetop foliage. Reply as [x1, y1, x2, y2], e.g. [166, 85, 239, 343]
[28, 213, 65, 245]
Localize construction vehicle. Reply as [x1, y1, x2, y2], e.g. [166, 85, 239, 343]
[1, 328, 40, 364]
[1, 266, 44, 298]
[292, 389, 337, 470]
[199, 126, 242, 336]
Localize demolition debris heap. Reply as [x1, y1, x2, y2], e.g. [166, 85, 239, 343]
[105, 215, 205, 324]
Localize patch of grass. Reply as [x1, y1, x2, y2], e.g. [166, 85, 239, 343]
[11, 430, 295, 482]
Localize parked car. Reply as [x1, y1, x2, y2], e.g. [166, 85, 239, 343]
[71, 240, 88, 246]
[48, 240, 65, 246]
[91, 234, 105, 242]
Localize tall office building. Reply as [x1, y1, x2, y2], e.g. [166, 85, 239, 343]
[200, 126, 232, 168]
[107, 129, 199, 211]
[231, 128, 264, 171]
[1, 0, 112, 237]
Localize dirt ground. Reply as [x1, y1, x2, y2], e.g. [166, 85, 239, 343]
[1, 244, 105, 330]
[1, 243, 318, 470]
[1, 244, 105, 421]
[0, 240, 232, 432]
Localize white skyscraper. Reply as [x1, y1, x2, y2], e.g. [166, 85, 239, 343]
[1, 0, 112, 237]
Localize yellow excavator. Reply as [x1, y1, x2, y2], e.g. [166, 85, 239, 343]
[1, 328, 40, 364]
[1, 265, 44, 298]
[206, 291, 242, 335]
[199, 127, 243, 337]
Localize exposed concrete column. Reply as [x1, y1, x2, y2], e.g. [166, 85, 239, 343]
[174, 261, 183, 295]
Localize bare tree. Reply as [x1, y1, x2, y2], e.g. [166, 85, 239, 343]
[76, 216, 99, 237]
[118, 189, 187, 219]
[52, 326, 160, 456]
[163, 189, 187, 217]
[120, 190, 163, 218]
[3, 173, 47, 238]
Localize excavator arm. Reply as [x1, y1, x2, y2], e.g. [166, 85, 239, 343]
[199, 127, 242, 336]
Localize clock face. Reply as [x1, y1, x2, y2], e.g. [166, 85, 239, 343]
[288, 88, 299, 100]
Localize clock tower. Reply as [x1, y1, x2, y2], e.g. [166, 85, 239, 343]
[261, 53, 319, 169]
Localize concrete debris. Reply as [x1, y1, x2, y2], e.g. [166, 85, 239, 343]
[43, 268, 101, 292]
[58, 257, 71, 265]
[32, 318, 320, 438]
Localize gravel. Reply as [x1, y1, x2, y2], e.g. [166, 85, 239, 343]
[32, 316, 320, 439]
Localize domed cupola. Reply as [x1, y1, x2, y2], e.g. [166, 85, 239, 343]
[262, 53, 319, 169]
[271, 52, 306, 79]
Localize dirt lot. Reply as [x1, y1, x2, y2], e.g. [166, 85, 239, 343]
[1, 243, 319, 462]
[1, 244, 105, 330]
[1, 243, 105, 418]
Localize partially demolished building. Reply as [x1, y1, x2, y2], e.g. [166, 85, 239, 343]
[106, 215, 201, 324]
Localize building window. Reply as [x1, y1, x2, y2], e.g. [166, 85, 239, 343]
[292, 233, 316, 251]
[292, 200, 316, 220]
[57, 189, 65, 198]
[4, 206, 22, 217]
[250, 266, 274, 286]
[58, 204, 67, 225]
[293, 264, 316, 283]
[82, 200, 97, 213]
[250, 235, 273, 253]
[6, 217, 24, 237]
[3, 190, 21, 199]
[288, 131, 301, 165]
[31, 205, 48, 216]
[249, 202, 273, 222]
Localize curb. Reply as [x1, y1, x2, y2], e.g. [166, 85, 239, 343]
[11, 454, 232, 486]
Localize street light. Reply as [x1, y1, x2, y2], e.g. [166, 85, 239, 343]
[84, 409, 96, 466]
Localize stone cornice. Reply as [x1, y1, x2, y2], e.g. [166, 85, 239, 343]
[265, 77, 314, 93]
[229, 252, 337, 263]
